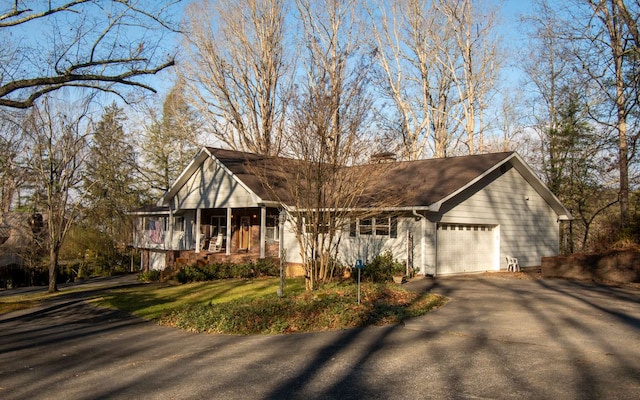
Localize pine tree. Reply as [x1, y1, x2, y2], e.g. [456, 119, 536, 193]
[84, 103, 141, 248]
[140, 80, 201, 196]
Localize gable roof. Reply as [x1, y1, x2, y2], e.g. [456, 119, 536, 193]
[158, 147, 572, 220]
[359, 151, 515, 209]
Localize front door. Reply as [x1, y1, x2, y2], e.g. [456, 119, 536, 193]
[239, 216, 251, 250]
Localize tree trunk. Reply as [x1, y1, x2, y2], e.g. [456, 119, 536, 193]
[618, 111, 629, 225]
[615, 49, 629, 225]
[48, 246, 59, 293]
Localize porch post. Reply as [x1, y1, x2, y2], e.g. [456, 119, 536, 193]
[195, 208, 201, 253]
[259, 206, 266, 259]
[226, 207, 232, 255]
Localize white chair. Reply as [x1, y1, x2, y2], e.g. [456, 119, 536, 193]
[506, 256, 520, 272]
[208, 233, 224, 252]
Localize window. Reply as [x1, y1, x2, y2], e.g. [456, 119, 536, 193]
[210, 216, 227, 237]
[304, 213, 331, 234]
[375, 217, 390, 236]
[359, 218, 373, 235]
[265, 213, 280, 242]
[351, 215, 398, 238]
[173, 216, 184, 232]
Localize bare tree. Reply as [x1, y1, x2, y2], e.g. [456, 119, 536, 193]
[181, 0, 291, 155]
[0, 1, 179, 109]
[521, 0, 623, 252]
[521, 0, 579, 187]
[368, 0, 446, 159]
[367, 0, 502, 159]
[259, 0, 380, 290]
[0, 110, 28, 216]
[564, 0, 640, 226]
[436, 0, 502, 154]
[23, 96, 92, 293]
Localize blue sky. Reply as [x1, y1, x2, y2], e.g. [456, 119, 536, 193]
[152, 0, 537, 95]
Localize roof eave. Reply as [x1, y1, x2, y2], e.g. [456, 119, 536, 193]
[430, 152, 573, 220]
[433, 153, 514, 208]
[508, 153, 574, 220]
[156, 148, 212, 207]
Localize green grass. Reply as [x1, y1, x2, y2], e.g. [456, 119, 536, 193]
[4, 277, 447, 335]
[0, 286, 99, 314]
[0, 298, 42, 314]
[92, 277, 306, 320]
[159, 281, 447, 334]
[95, 277, 446, 334]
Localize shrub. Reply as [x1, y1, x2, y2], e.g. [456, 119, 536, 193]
[176, 260, 281, 284]
[176, 265, 206, 283]
[138, 270, 161, 282]
[160, 282, 447, 334]
[360, 250, 405, 283]
[253, 258, 279, 276]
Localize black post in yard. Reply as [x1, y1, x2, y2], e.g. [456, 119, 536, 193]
[358, 267, 361, 305]
[355, 259, 363, 304]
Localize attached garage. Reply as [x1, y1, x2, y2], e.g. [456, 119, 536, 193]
[436, 224, 498, 274]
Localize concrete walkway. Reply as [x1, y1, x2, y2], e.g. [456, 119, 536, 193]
[0, 275, 639, 399]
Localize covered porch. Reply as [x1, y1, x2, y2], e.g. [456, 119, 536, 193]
[189, 206, 282, 257]
[134, 205, 284, 271]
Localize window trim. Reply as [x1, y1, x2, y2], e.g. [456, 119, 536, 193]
[350, 215, 398, 238]
[265, 213, 280, 242]
[210, 215, 228, 237]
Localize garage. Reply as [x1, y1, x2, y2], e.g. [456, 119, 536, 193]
[436, 224, 497, 274]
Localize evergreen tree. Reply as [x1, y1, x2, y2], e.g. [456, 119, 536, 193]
[140, 80, 202, 196]
[84, 103, 141, 248]
[544, 89, 616, 252]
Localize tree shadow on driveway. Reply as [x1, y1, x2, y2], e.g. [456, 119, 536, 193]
[1, 275, 639, 399]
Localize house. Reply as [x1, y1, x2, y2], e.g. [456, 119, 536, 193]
[0, 212, 44, 288]
[130, 147, 572, 276]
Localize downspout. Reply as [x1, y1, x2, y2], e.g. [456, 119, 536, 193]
[412, 209, 425, 276]
[259, 205, 266, 259]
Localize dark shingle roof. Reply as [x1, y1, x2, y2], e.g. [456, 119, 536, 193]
[207, 147, 514, 208]
[363, 152, 514, 207]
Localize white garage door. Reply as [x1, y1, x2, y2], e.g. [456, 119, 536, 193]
[437, 224, 496, 274]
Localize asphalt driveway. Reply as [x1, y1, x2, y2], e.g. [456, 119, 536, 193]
[0, 275, 639, 399]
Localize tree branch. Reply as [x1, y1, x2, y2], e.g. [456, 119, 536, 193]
[0, 58, 175, 108]
[0, 0, 89, 27]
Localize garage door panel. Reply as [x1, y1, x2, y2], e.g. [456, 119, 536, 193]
[437, 224, 495, 274]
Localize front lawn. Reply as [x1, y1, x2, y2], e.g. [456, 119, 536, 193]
[94, 277, 446, 334]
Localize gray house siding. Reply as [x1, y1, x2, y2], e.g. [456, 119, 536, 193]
[336, 216, 427, 273]
[331, 161, 561, 275]
[175, 157, 257, 210]
[436, 165, 559, 269]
